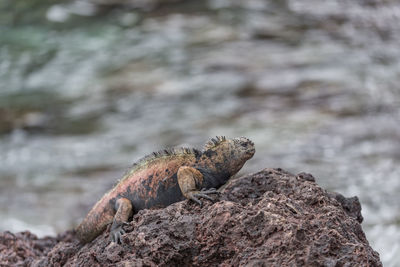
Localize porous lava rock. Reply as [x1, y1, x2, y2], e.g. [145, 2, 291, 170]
[0, 231, 73, 266]
[0, 168, 382, 266]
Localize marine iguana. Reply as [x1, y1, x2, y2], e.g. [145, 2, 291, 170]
[76, 136, 255, 244]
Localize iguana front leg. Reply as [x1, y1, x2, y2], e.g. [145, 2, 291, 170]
[110, 198, 132, 244]
[177, 166, 219, 206]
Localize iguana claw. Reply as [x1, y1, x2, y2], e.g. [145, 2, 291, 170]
[110, 225, 126, 244]
[189, 188, 221, 206]
[201, 187, 220, 194]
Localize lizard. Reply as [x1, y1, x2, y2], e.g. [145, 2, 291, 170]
[75, 136, 255, 244]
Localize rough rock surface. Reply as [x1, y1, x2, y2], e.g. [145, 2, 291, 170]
[0, 168, 382, 266]
[0, 231, 73, 267]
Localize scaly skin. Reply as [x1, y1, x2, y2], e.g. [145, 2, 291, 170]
[75, 136, 255, 244]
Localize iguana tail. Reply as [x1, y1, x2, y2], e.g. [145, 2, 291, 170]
[75, 200, 115, 244]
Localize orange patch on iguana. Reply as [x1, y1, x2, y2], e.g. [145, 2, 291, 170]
[119, 158, 187, 199]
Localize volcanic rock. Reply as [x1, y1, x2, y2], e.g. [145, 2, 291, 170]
[0, 168, 382, 266]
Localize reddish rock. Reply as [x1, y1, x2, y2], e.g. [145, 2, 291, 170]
[0, 230, 72, 267]
[1, 168, 382, 266]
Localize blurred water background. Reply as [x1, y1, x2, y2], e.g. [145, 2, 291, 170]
[1, 0, 399, 265]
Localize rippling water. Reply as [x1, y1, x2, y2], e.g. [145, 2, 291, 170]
[1, 0, 399, 265]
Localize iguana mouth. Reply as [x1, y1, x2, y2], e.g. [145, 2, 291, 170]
[247, 148, 256, 157]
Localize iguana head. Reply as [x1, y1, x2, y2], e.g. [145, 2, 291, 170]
[203, 136, 255, 175]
